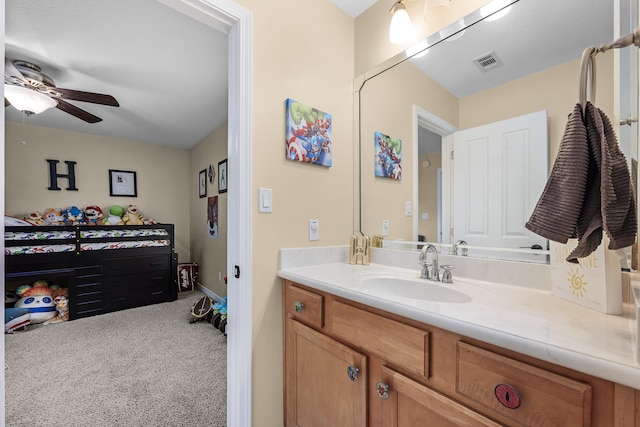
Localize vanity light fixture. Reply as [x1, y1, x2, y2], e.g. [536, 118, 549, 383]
[480, 0, 512, 21]
[4, 84, 57, 115]
[389, 0, 413, 44]
[424, 0, 451, 23]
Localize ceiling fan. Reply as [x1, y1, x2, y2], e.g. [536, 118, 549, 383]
[4, 58, 119, 123]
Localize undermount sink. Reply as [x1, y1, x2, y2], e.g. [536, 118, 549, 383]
[358, 276, 472, 303]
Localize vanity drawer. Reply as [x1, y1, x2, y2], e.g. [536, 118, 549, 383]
[456, 342, 592, 426]
[331, 300, 428, 377]
[285, 283, 324, 329]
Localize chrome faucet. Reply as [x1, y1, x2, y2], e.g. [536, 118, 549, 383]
[419, 244, 440, 281]
[453, 240, 468, 256]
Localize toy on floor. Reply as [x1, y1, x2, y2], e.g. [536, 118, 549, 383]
[14, 295, 56, 324]
[5, 308, 31, 333]
[44, 296, 69, 325]
[14, 280, 68, 324]
[5, 291, 18, 308]
[211, 297, 227, 336]
[189, 295, 213, 323]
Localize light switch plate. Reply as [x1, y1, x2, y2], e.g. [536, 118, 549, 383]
[405, 201, 412, 216]
[259, 188, 272, 213]
[382, 219, 389, 236]
[308, 219, 319, 241]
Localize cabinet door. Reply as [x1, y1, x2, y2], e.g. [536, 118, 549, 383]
[377, 366, 501, 427]
[285, 319, 367, 427]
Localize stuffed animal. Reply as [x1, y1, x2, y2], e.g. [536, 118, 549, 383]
[63, 206, 86, 225]
[103, 205, 125, 225]
[14, 295, 56, 324]
[122, 204, 144, 226]
[42, 208, 65, 226]
[43, 296, 69, 325]
[85, 205, 104, 226]
[21, 211, 44, 225]
[15, 280, 69, 323]
[5, 308, 30, 333]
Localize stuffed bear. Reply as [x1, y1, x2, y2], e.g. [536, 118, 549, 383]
[85, 205, 104, 226]
[103, 205, 125, 225]
[42, 208, 65, 226]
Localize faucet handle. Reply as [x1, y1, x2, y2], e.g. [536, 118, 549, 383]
[440, 265, 454, 284]
[420, 262, 432, 279]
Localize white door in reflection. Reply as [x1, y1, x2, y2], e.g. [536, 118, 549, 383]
[451, 110, 548, 253]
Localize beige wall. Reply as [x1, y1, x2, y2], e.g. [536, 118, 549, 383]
[4, 122, 191, 258]
[360, 60, 458, 241]
[460, 56, 614, 170]
[189, 123, 228, 297]
[233, 0, 355, 425]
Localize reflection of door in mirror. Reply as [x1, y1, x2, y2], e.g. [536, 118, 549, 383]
[450, 110, 548, 262]
[417, 109, 549, 263]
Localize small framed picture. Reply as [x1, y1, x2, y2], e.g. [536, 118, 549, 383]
[109, 169, 137, 197]
[218, 159, 228, 194]
[199, 169, 207, 198]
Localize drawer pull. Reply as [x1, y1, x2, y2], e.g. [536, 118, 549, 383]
[494, 384, 521, 409]
[375, 382, 389, 400]
[293, 301, 304, 313]
[347, 365, 359, 381]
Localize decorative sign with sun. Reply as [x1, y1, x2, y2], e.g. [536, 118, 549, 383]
[567, 267, 587, 298]
[549, 239, 622, 314]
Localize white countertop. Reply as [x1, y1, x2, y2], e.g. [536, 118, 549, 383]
[278, 247, 640, 390]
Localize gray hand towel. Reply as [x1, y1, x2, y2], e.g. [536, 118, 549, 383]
[526, 102, 637, 263]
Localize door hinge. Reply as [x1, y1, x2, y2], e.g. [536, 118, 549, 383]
[450, 150, 454, 160]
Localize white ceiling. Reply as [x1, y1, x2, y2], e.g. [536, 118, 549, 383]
[5, 0, 228, 149]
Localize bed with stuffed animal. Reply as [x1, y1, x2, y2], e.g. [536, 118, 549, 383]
[5, 221, 177, 325]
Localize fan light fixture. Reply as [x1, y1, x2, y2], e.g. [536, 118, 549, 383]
[389, 0, 413, 44]
[4, 84, 56, 115]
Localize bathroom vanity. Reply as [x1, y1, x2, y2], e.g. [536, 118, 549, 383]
[279, 247, 640, 426]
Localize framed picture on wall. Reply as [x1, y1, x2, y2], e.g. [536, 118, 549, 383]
[218, 159, 228, 194]
[109, 169, 137, 197]
[199, 169, 207, 198]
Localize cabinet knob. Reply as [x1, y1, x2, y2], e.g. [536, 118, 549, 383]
[347, 365, 359, 381]
[293, 301, 304, 313]
[375, 382, 390, 400]
[494, 383, 521, 409]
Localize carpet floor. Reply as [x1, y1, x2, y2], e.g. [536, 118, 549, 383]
[5, 290, 227, 427]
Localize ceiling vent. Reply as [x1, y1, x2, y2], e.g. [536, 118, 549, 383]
[472, 51, 503, 72]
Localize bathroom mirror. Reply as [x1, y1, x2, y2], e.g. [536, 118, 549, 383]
[356, 0, 638, 265]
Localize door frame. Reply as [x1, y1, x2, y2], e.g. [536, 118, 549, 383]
[1, 1, 254, 425]
[413, 106, 457, 244]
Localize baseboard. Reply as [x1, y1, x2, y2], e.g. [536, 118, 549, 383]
[195, 282, 223, 303]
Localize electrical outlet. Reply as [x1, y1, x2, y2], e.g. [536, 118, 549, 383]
[218, 272, 222, 282]
[382, 219, 389, 236]
[309, 219, 319, 241]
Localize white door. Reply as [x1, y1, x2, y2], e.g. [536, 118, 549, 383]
[452, 110, 548, 250]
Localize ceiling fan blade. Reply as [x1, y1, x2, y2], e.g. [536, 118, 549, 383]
[56, 99, 102, 123]
[54, 87, 119, 107]
[5, 58, 27, 84]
